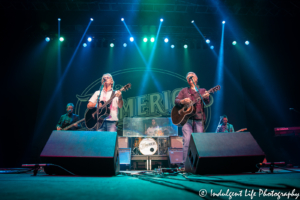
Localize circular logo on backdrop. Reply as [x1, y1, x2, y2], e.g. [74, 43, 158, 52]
[75, 68, 213, 131]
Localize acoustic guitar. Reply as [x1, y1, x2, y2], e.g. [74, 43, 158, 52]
[171, 85, 221, 126]
[84, 83, 131, 130]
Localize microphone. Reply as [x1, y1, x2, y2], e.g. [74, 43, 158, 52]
[68, 109, 72, 113]
[189, 76, 193, 80]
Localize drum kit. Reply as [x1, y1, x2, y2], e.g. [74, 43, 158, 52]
[132, 137, 168, 156]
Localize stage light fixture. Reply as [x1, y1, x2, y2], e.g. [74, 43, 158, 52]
[171, 45, 175, 48]
[232, 41, 237, 45]
[210, 46, 214, 49]
[143, 38, 148, 42]
[245, 41, 250, 45]
[206, 39, 210, 44]
[164, 38, 169, 43]
[58, 18, 61, 21]
[90, 18, 94, 21]
[184, 44, 188, 48]
[191, 20, 194, 23]
[123, 43, 127, 47]
[59, 37, 64, 42]
[83, 43, 87, 47]
[87, 37, 92, 42]
[150, 37, 155, 42]
[121, 18, 124, 21]
[160, 19, 163, 22]
[110, 43, 114, 47]
[45, 37, 50, 42]
[130, 37, 134, 42]
[222, 21, 225, 24]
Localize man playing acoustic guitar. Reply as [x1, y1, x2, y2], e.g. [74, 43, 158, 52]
[175, 72, 210, 165]
[87, 73, 123, 132]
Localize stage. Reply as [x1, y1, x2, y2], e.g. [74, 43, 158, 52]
[0, 168, 299, 200]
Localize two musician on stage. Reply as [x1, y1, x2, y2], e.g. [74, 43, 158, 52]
[57, 71, 237, 165]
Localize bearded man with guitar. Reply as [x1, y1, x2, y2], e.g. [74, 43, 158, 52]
[174, 72, 211, 164]
[87, 73, 124, 132]
[56, 103, 81, 130]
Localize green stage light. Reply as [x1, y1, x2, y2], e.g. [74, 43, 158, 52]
[143, 38, 148, 42]
[59, 37, 64, 42]
[232, 41, 237, 45]
[150, 37, 155, 42]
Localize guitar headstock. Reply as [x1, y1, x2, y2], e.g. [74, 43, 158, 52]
[209, 85, 221, 93]
[120, 83, 132, 92]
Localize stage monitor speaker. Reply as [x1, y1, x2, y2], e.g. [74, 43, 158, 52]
[168, 148, 183, 164]
[185, 132, 265, 174]
[40, 131, 119, 176]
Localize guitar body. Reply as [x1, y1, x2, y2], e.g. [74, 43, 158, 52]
[84, 101, 110, 130]
[171, 105, 196, 126]
[171, 85, 221, 126]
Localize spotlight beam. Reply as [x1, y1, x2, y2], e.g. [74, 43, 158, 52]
[192, 22, 218, 57]
[212, 21, 225, 130]
[34, 19, 93, 135]
[122, 20, 147, 66]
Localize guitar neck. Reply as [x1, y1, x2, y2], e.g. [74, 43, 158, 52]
[62, 118, 84, 130]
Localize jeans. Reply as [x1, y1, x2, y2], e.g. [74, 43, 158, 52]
[182, 119, 204, 164]
[97, 121, 117, 132]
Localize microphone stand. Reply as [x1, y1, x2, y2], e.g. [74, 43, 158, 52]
[96, 80, 105, 130]
[190, 78, 207, 131]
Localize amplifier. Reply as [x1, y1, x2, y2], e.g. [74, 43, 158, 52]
[168, 148, 183, 164]
[169, 136, 183, 148]
[118, 137, 129, 148]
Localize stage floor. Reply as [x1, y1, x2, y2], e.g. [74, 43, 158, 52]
[0, 168, 300, 200]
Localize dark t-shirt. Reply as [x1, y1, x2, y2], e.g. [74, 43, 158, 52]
[56, 113, 81, 130]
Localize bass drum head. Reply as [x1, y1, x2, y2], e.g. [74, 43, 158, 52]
[139, 138, 158, 155]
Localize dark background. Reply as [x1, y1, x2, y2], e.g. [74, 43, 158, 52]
[1, 0, 299, 167]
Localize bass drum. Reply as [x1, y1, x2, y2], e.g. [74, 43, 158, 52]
[139, 138, 158, 155]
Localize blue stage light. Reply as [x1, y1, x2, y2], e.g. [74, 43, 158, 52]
[222, 21, 225, 24]
[123, 43, 127, 47]
[191, 20, 194, 23]
[130, 37, 134, 42]
[143, 38, 148, 42]
[171, 45, 175, 48]
[245, 41, 250, 45]
[58, 18, 61, 21]
[83, 43, 87, 47]
[184, 44, 188, 48]
[206, 39, 210, 44]
[164, 38, 169, 43]
[110, 43, 114, 47]
[90, 18, 94, 21]
[232, 41, 237, 45]
[45, 37, 50, 42]
[160, 18, 163, 22]
[87, 37, 92, 42]
[210, 46, 214, 49]
[121, 18, 124, 21]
